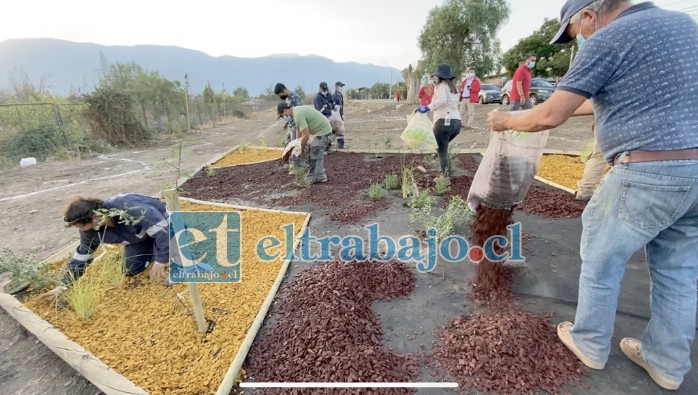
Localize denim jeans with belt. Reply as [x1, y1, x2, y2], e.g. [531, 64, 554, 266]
[570, 159, 698, 384]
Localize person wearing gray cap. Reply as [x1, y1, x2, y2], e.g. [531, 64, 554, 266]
[487, 0, 698, 390]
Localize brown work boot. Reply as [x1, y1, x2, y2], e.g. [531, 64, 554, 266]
[557, 322, 605, 370]
[620, 338, 681, 390]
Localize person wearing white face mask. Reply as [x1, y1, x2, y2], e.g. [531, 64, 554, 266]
[458, 68, 481, 129]
[487, 0, 698, 390]
[509, 54, 536, 111]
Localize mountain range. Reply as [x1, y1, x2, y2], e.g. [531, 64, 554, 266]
[0, 38, 403, 96]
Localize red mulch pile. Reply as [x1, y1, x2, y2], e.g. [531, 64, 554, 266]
[519, 185, 587, 218]
[244, 260, 419, 394]
[432, 310, 587, 394]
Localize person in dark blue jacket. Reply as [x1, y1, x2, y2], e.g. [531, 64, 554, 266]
[39, 194, 170, 301]
[314, 82, 336, 117]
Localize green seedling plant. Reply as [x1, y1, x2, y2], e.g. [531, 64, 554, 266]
[401, 167, 414, 199]
[238, 142, 250, 153]
[383, 135, 393, 149]
[432, 196, 473, 241]
[369, 183, 383, 200]
[65, 270, 100, 320]
[407, 184, 435, 210]
[434, 176, 451, 196]
[384, 173, 400, 190]
[289, 164, 311, 188]
[206, 166, 216, 177]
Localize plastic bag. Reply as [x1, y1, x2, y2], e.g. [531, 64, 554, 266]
[467, 130, 549, 210]
[328, 106, 345, 135]
[282, 138, 303, 161]
[400, 112, 437, 151]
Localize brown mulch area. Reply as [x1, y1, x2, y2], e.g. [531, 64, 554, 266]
[181, 153, 586, 224]
[182, 153, 434, 224]
[432, 310, 587, 395]
[244, 260, 419, 394]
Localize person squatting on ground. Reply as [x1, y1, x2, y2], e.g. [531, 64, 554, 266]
[274, 83, 303, 144]
[487, 0, 698, 390]
[458, 68, 481, 129]
[576, 120, 607, 200]
[39, 194, 170, 301]
[278, 103, 332, 184]
[417, 63, 461, 180]
[509, 54, 537, 111]
[332, 81, 348, 149]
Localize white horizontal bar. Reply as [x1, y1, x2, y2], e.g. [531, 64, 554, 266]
[239, 382, 458, 388]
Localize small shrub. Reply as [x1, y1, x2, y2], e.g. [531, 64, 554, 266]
[408, 186, 434, 209]
[369, 183, 383, 200]
[8, 125, 61, 161]
[434, 177, 451, 196]
[233, 110, 246, 118]
[0, 249, 57, 293]
[384, 174, 400, 190]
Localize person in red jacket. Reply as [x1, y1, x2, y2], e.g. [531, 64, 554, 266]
[458, 68, 481, 128]
[418, 82, 433, 106]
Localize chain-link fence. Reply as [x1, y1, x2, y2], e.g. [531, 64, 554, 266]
[0, 96, 264, 168]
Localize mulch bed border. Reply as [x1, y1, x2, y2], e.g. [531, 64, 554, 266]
[0, 198, 311, 395]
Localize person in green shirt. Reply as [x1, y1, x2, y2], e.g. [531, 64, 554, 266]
[278, 103, 332, 184]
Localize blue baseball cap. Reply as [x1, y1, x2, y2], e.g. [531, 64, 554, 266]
[550, 0, 596, 44]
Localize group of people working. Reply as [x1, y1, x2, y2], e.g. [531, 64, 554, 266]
[37, 0, 698, 391]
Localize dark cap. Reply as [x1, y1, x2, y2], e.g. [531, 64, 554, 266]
[550, 0, 596, 44]
[274, 83, 287, 95]
[335, 81, 345, 87]
[430, 64, 454, 80]
[319, 82, 328, 90]
[277, 102, 291, 117]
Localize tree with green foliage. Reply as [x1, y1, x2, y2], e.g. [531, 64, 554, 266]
[501, 18, 575, 78]
[418, 0, 510, 79]
[294, 85, 307, 101]
[232, 87, 249, 101]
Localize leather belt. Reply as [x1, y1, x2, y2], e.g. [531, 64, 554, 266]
[613, 148, 698, 166]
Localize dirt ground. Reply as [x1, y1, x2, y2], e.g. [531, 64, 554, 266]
[0, 100, 593, 395]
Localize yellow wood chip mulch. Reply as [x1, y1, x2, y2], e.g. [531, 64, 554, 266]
[25, 201, 308, 395]
[210, 147, 281, 168]
[536, 154, 586, 190]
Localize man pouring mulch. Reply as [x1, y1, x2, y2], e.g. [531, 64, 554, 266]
[279, 103, 332, 185]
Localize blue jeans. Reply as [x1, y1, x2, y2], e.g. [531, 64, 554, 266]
[570, 159, 698, 384]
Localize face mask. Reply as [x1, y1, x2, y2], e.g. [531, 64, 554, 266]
[336, 87, 341, 92]
[576, 15, 586, 48]
[528, 61, 536, 69]
[321, 90, 328, 96]
[468, 72, 475, 78]
[279, 94, 288, 100]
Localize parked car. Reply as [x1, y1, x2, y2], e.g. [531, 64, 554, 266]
[500, 78, 556, 106]
[478, 84, 502, 104]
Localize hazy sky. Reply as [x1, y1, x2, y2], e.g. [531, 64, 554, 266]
[2, 0, 695, 69]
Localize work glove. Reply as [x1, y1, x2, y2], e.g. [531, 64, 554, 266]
[416, 106, 430, 113]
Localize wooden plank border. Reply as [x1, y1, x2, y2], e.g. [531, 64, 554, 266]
[0, 292, 148, 395]
[215, 207, 312, 395]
